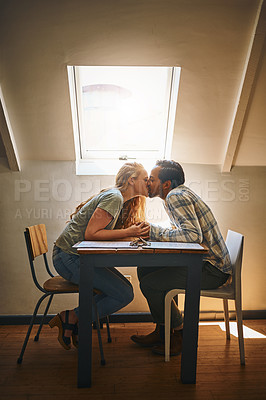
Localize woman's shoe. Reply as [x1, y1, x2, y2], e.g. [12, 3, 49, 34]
[49, 310, 76, 350]
[72, 323, 78, 348]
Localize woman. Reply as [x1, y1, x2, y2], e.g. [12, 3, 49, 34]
[49, 162, 149, 350]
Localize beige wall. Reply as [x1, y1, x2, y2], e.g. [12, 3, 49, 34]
[0, 159, 265, 315]
[0, 0, 265, 315]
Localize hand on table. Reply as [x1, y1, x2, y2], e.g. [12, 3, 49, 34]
[126, 222, 150, 239]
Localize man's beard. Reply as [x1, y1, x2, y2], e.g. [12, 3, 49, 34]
[148, 184, 163, 198]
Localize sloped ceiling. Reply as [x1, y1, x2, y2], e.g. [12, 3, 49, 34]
[0, 0, 265, 167]
[233, 37, 266, 165]
[0, 133, 6, 157]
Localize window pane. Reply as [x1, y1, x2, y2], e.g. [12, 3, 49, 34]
[76, 66, 173, 159]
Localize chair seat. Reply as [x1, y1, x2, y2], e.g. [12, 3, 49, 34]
[201, 284, 235, 299]
[43, 275, 103, 295]
[43, 276, 79, 292]
[171, 284, 235, 300]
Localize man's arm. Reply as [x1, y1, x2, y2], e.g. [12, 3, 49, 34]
[150, 194, 203, 242]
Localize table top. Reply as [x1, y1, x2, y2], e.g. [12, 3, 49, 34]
[74, 240, 208, 255]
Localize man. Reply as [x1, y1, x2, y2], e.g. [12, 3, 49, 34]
[131, 160, 232, 356]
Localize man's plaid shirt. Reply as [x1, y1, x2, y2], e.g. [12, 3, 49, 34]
[150, 185, 232, 274]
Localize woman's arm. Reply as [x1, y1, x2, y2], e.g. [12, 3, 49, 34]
[85, 207, 150, 240]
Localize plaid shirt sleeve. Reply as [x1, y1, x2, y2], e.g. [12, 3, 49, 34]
[150, 192, 203, 242]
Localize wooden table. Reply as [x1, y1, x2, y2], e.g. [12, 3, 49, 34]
[75, 241, 208, 388]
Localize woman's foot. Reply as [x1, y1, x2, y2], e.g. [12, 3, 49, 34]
[59, 310, 78, 337]
[49, 310, 78, 350]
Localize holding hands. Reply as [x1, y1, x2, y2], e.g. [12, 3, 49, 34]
[126, 222, 150, 239]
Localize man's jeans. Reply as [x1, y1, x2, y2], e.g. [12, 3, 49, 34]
[137, 262, 230, 328]
[53, 245, 134, 319]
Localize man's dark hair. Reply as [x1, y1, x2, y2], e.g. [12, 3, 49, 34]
[156, 160, 185, 189]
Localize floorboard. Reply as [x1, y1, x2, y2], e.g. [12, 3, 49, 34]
[0, 320, 265, 400]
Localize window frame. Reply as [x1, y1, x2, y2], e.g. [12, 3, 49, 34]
[67, 65, 181, 175]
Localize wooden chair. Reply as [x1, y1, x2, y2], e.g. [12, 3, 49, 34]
[164, 230, 245, 364]
[17, 224, 111, 365]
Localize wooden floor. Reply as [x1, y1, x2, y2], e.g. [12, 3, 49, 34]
[1, 320, 266, 400]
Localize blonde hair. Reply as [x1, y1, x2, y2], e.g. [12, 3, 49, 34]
[70, 162, 146, 224]
[114, 196, 146, 229]
[115, 162, 145, 192]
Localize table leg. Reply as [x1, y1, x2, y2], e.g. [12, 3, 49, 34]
[78, 254, 94, 387]
[181, 254, 203, 383]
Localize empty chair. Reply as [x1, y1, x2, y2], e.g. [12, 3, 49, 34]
[17, 223, 111, 365]
[164, 230, 245, 364]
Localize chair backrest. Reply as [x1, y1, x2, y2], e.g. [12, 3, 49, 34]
[24, 224, 53, 291]
[225, 230, 244, 297]
[25, 224, 48, 261]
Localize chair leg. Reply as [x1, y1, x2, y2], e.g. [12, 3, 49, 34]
[235, 299, 245, 365]
[173, 294, 178, 307]
[164, 291, 174, 362]
[17, 293, 50, 364]
[92, 298, 106, 366]
[223, 299, 230, 340]
[105, 315, 112, 343]
[34, 294, 54, 341]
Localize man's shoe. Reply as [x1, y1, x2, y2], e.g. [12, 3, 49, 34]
[152, 329, 183, 356]
[131, 325, 163, 347]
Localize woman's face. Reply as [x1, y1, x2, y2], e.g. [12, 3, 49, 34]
[132, 169, 149, 197]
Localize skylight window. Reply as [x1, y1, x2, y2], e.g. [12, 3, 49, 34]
[68, 66, 181, 175]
